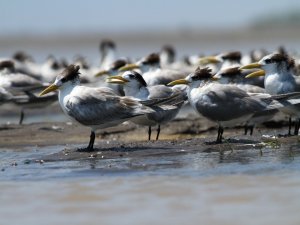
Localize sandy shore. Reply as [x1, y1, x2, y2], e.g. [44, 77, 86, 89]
[1, 118, 299, 163]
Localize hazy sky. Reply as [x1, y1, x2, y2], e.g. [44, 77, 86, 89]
[1, 0, 300, 35]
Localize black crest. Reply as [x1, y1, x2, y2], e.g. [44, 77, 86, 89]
[268, 53, 295, 70]
[130, 71, 147, 87]
[12, 51, 33, 62]
[100, 39, 116, 51]
[143, 53, 160, 65]
[277, 46, 287, 56]
[74, 56, 89, 69]
[191, 67, 213, 80]
[110, 59, 127, 70]
[0, 60, 15, 71]
[61, 64, 81, 82]
[161, 45, 176, 56]
[220, 67, 241, 77]
[221, 51, 241, 61]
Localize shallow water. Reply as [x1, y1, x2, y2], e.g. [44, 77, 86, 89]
[1, 144, 300, 225]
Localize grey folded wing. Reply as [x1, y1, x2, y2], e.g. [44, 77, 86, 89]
[65, 93, 152, 126]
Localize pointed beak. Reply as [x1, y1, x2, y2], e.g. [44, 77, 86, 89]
[245, 70, 266, 78]
[167, 79, 189, 86]
[106, 75, 129, 84]
[118, 64, 140, 72]
[39, 84, 59, 96]
[95, 70, 109, 77]
[211, 75, 220, 81]
[199, 56, 221, 65]
[240, 63, 262, 70]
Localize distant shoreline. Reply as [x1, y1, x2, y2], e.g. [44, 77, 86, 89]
[1, 26, 300, 61]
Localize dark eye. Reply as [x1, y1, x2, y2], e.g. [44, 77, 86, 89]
[129, 74, 135, 78]
[265, 59, 272, 64]
[61, 78, 66, 82]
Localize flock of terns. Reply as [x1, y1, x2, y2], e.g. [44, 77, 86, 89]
[2, 39, 300, 151]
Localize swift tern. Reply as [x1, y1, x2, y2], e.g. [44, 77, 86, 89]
[119, 53, 186, 86]
[99, 39, 117, 70]
[0, 60, 56, 124]
[95, 59, 128, 95]
[213, 66, 266, 91]
[107, 71, 186, 140]
[198, 51, 242, 74]
[39, 65, 175, 151]
[0, 60, 44, 93]
[168, 67, 300, 143]
[241, 53, 300, 135]
[213, 67, 273, 135]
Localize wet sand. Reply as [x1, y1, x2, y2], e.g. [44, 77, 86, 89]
[1, 113, 300, 225]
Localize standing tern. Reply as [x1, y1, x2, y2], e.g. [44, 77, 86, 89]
[198, 51, 242, 74]
[213, 67, 272, 135]
[119, 53, 186, 86]
[94, 59, 128, 95]
[39, 65, 176, 151]
[99, 39, 117, 70]
[0, 60, 44, 93]
[107, 71, 186, 140]
[241, 53, 300, 135]
[0, 60, 56, 124]
[168, 67, 300, 143]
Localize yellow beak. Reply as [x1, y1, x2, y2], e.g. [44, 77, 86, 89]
[199, 56, 221, 65]
[95, 70, 109, 77]
[245, 70, 266, 78]
[39, 84, 59, 96]
[118, 64, 140, 72]
[240, 63, 262, 70]
[106, 75, 129, 84]
[211, 75, 220, 81]
[167, 79, 189, 86]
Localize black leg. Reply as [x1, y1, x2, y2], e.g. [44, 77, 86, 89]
[216, 126, 223, 143]
[294, 119, 300, 135]
[148, 126, 152, 141]
[288, 117, 292, 135]
[156, 124, 161, 141]
[244, 126, 248, 135]
[220, 127, 224, 141]
[19, 109, 24, 125]
[86, 131, 96, 151]
[250, 125, 254, 136]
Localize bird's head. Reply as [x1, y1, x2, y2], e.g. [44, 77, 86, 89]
[0, 60, 15, 73]
[95, 59, 127, 77]
[12, 51, 34, 63]
[99, 39, 116, 54]
[160, 45, 176, 64]
[119, 53, 160, 73]
[107, 71, 147, 89]
[213, 67, 242, 83]
[198, 51, 241, 66]
[168, 67, 215, 87]
[240, 53, 294, 78]
[39, 64, 80, 96]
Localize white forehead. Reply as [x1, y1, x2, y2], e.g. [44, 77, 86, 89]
[123, 71, 133, 76]
[260, 54, 274, 63]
